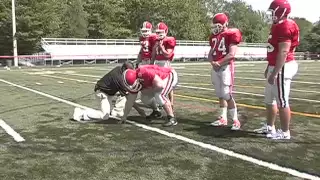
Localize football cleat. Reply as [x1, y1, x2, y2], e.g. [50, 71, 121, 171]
[210, 117, 227, 126]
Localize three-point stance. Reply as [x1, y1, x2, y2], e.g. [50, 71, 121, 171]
[121, 65, 178, 127]
[208, 13, 242, 130]
[72, 62, 145, 122]
[136, 21, 157, 67]
[254, 0, 299, 140]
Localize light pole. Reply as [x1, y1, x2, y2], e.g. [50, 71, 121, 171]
[12, 0, 18, 67]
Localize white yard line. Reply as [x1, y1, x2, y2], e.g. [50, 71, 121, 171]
[178, 82, 320, 94]
[178, 85, 320, 103]
[56, 73, 320, 102]
[179, 73, 320, 85]
[0, 119, 25, 142]
[0, 78, 319, 180]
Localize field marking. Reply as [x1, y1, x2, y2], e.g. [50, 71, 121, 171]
[179, 73, 320, 85]
[179, 82, 320, 94]
[0, 78, 319, 180]
[34, 74, 320, 118]
[175, 94, 320, 118]
[0, 119, 25, 142]
[54, 72, 320, 102]
[179, 85, 320, 103]
[179, 69, 320, 76]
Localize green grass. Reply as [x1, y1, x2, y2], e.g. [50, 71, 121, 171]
[0, 61, 320, 180]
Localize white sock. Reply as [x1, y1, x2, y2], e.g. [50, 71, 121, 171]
[228, 108, 238, 121]
[220, 107, 227, 120]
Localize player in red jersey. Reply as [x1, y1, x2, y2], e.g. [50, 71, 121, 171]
[208, 13, 242, 130]
[136, 21, 157, 67]
[254, 0, 299, 140]
[151, 22, 176, 67]
[151, 22, 176, 108]
[120, 65, 178, 127]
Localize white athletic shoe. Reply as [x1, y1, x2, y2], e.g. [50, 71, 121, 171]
[231, 120, 241, 131]
[253, 123, 276, 138]
[210, 117, 227, 126]
[73, 107, 83, 122]
[271, 129, 291, 140]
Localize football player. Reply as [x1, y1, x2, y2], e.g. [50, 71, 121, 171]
[208, 13, 242, 130]
[120, 65, 178, 127]
[136, 21, 157, 67]
[72, 62, 146, 122]
[151, 22, 176, 108]
[254, 0, 299, 140]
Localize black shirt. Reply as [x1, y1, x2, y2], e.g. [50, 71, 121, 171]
[95, 66, 127, 96]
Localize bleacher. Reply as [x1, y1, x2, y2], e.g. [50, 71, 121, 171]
[37, 38, 268, 65]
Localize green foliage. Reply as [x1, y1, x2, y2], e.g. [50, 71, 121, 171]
[0, 0, 319, 55]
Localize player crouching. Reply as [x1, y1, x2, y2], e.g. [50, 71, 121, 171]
[120, 65, 178, 127]
[72, 62, 146, 123]
[208, 13, 242, 130]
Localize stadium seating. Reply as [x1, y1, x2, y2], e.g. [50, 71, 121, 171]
[39, 38, 267, 65]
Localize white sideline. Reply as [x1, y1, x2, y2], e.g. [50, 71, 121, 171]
[0, 119, 25, 142]
[0, 78, 319, 180]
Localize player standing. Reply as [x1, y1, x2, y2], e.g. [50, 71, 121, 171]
[72, 62, 146, 122]
[136, 21, 157, 67]
[121, 65, 178, 127]
[208, 13, 242, 130]
[254, 0, 299, 139]
[151, 22, 176, 109]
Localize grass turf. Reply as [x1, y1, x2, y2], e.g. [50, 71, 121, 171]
[0, 61, 319, 180]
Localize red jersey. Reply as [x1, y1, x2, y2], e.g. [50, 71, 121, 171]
[136, 65, 172, 88]
[267, 19, 300, 66]
[209, 28, 242, 62]
[139, 34, 157, 60]
[155, 36, 176, 61]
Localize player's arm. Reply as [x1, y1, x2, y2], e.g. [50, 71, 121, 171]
[159, 40, 175, 59]
[136, 48, 143, 67]
[151, 44, 157, 64]
[208, 48, 216, 67]
[217, 44, 238, 67]
[270, 42, 291, 76]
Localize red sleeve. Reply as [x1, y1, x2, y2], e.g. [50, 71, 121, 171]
[166, 37, 176, 49]
[276, 23, 292, 43]
[229, 29, 242, 45]
[149, 34, 157, 48]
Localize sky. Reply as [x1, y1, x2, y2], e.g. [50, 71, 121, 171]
[241, 0, 319, 23]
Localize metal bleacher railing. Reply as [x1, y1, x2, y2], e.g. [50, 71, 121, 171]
[41, 38, 268, 47]
[17, 38, 269, 66]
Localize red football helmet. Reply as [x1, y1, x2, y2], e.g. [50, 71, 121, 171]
[267, 0, 291, 24]
[155, 22, 168, 39]
[123, 69, 142, 93]
[140, 21, 152, 37]
[211, 13, 228, 35]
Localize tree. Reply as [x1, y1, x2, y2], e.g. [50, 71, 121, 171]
[0, 0, 12, 55]
[61, 0, 88, 38]
[293, 17, 313, 52]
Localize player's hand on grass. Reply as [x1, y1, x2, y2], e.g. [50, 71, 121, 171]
[119, 116, 127, 124]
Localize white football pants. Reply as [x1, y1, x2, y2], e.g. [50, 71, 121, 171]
[264, 60, 298, 108]
[211, 63, 235, 100]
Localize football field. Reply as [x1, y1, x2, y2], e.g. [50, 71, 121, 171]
[0, 61, 319, 180]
